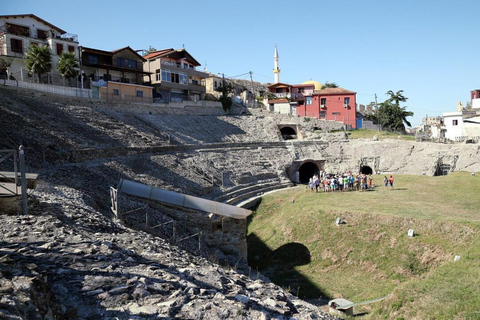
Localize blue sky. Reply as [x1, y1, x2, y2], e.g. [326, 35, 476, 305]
[3, 0, 480, 126]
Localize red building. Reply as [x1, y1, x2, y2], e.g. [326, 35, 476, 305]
[296, 86, 357, 129]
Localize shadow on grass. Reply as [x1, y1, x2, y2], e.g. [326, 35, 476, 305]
[246, 199, 330, 300]
[247, 231, 330, 301]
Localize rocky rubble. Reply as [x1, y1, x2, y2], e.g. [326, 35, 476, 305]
[0, 181, 339, 319]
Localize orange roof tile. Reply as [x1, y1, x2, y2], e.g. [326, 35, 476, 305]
[314, 87, 356, 95]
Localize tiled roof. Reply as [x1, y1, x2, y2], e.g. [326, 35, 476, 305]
[268, 98, 290, 103]
[314, 87, 356, 95]
[0, 14, 66, 34]
[111, 46, 146, 61]
[143, 48, 201, 66]
[267, 82, 291, 89]
[143, 48, 175, 60]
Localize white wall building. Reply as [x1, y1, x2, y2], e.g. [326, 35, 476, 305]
[443, 111, 480, 142]
[0, 14, 79, 84]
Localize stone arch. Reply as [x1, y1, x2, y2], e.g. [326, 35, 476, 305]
[298, 162, 320, 183]
[286, 160, 325, 184]
[360, 165, 373, 175]
[279, 126, 297, 140]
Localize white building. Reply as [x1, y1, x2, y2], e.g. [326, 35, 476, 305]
[442, 111, 464, 141]
[0, 14, 79, 84]
[443, 111, 480, 142]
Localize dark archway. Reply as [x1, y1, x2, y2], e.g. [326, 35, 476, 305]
[299, 162, 319, 183]
[280, 126, 297, 140]
[360, 165, 373, 175]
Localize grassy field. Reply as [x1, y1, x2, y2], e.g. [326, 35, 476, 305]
[247, 172, 480, 319]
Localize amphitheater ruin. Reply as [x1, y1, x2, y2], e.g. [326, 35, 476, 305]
[2, 85, 480, 268]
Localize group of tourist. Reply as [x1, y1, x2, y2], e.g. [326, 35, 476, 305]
[307, 171, 394, 192]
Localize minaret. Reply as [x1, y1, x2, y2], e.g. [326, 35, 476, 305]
[273, 45, 280, 84]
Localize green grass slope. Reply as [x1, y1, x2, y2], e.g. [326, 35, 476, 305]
[247, 172, 480, 319]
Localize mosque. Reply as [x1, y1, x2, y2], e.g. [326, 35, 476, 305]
[267, 46, 357, 129]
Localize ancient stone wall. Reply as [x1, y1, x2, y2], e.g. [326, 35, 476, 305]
[141, 201, 249, 266]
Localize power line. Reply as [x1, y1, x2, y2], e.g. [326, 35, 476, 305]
[225, 72, 250, 79]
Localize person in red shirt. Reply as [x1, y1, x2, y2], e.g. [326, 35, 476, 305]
[388, 175, 394, 189]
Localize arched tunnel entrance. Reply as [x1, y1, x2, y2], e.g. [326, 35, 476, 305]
[298, 162, 320, 183]
[360, 165, 373, 175]
[279, 126, 297, 140]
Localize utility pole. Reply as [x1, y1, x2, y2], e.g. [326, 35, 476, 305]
[375, 93, 379, 132]
[19, 145, 27, 215]
[249, 71, 256, 108]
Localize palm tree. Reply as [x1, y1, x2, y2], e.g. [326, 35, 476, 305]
[378, 90, 414, 132]
[57, 52, 79, 86]
[24, 44, 52, 83]
[386, 90, 407, 106]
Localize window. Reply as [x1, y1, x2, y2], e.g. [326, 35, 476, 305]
[320, 98, 326, 107]
[116, 58, 125, 67]
[56, 43, 63, 55]
[156, 73, 161, 81]
[276, 88, 283, 93]
[136, 90, 144, 97]
[37, 29, 48, 40]
[344, 97, 350, 107]
[128, 59, 137, 69]
[68, 45, 75, 53]
[306, 97, 312, 105]
[10, 38, 23, 53]
[162, 69, 171, 82]
[161, 69, 187, 84]
[320, 111, 326, 118]
[113, 89, 120, 95]
[179, 73, 188, 85]
[183, 63, 188, 69]
[88, 55, 98, 64]
[452, 119, 458, 126]
[214, 80, 217, 87]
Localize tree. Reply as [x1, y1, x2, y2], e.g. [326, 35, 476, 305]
[215, 77, 233, 112]
[57, 52, 79, 86]
[321, 82, 339, 89]
[377, 90, 414, 132]
[25, 44, 52, 83]
[386, 90, 407, 106]
[0, 58, 9, 84]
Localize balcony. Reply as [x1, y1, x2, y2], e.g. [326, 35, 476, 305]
[90, 75, 142, 85]
[188, 83, 206, 93]
[273, 93, 291, 99]
[161, 61, 208, 78]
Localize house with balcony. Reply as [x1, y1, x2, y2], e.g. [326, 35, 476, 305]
[266, 82, 297, 114]
[0, 14, 79, 84]
[143, 48, 208, 103]
[79, 46, 153, 102]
